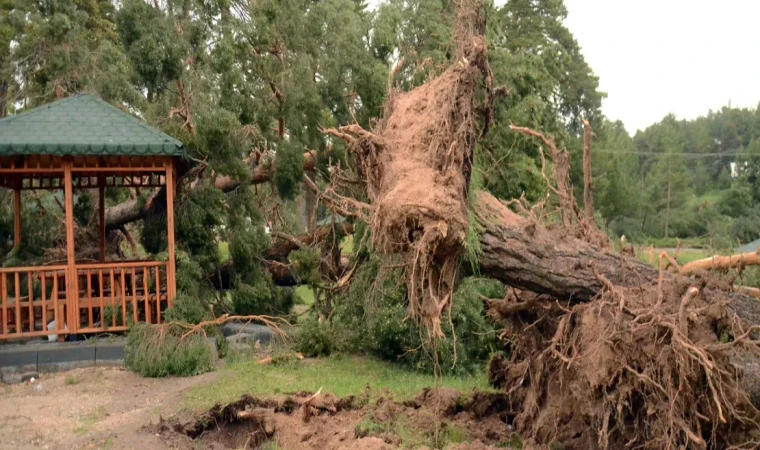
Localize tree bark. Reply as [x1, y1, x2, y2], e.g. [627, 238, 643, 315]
[681, 251, 760, 275]
[473, 191, 760, 325]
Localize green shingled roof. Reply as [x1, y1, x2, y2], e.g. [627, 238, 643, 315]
[0, 94, 185, 157]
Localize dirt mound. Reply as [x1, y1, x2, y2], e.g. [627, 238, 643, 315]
[155, 389, 515, 449]
[323, 4, 493, 337]
[488, 280, 760, 449]
[413, 387, 463, 417]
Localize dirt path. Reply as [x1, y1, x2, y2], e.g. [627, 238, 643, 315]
[0, 367, 217, 450]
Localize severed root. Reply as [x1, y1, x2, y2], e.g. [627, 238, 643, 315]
[679, 286, 699, 336]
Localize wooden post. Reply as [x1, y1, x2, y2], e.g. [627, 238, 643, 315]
[63, 161, 77, 336]
[165, 161, 177, 304]
[13, 188, 20, 249]
[98, 175, 106, 262]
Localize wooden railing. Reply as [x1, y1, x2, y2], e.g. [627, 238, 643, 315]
[0, 261, 171, 339]
[75, 261, 169, 334]
[0, 265, 68, 339]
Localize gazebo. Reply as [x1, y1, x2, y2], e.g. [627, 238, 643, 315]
[0, 94, 182, 340]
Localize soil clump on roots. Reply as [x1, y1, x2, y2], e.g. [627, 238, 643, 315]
[324, 5, 492, 338]
[485, 242, 760, 448]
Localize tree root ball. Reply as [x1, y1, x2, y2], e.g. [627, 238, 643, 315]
[488, 284, 760, 449]
[326, 33, 492, 337]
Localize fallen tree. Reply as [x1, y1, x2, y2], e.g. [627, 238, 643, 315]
[315, 6, 760, 444]
[473, 191, 760, 325]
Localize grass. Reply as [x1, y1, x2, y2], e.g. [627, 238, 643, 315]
[341, 235, 354, 255]
[74, 405, 107, 434]
[219, 241, 230, 262]
[636, 248, 709, 267]
[295, 285, 315, 305]
[184, 356, 493, 410]
[64, 375, 79, 385]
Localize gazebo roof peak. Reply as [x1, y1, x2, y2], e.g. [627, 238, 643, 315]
[0, 94, 185, 158]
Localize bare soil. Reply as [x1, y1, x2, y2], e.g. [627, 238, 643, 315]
[157, 387, 516, 449]
[0, 367, 217, 450]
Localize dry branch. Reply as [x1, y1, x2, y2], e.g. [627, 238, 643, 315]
[681, 250, 760, 275]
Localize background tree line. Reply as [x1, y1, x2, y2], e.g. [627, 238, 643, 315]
[594, 106, 760, 249]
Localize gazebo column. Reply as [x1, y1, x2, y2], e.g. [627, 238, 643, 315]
[13, 187, 20, 249]
[165, 161, 177, 304]
[98, 175, 105, 262]
[63, 161, 78, 335]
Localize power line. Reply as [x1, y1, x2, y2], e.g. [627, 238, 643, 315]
[589, 149, 758, 158]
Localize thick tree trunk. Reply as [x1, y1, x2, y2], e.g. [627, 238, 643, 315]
[473, 191, 760, 325]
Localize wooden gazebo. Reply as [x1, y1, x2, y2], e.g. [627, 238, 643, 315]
[0, 94, 182, 340]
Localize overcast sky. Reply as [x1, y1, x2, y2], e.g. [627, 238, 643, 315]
[563, 0, 760, 134]
[368, 1, 760, 134]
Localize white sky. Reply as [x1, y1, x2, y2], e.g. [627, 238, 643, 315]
[563, 0, 760, 134]
[369, 0, 760, 135]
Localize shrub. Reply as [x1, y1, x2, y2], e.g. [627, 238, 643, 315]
[294, 316, 335, 357]
[125, 323, 214, 377]
[164, 292, 211, 324]
[294, 259, 501, 375]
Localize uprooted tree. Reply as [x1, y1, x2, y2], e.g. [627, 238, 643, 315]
[5, 0, 760, 447]
[311, 5, 760, 449]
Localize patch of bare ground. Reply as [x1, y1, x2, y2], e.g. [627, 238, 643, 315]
[0, 367, 217, 450]
[157, 387, 519, 449]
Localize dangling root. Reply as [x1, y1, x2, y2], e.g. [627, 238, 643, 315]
[322, 1, 493, 339]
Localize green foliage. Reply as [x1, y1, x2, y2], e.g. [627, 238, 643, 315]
[288, 248, 322, 285]
[295, 316, 337, 357]
[295, 259, 501, 375]
[231, 281, 295, 316]
[125, 323, 214, 378]
[116, 0, 186, 95]
[164, 292, 211, 325]
[273, 140, 305, 200]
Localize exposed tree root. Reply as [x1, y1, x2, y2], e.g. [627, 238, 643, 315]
[322, 2, 492, 338]
[487, 281, 760, 449]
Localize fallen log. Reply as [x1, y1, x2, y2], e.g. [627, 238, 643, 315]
[472, 190, 760, 447]
[473, 191, 760, 325]
[681, 250, 760, 275]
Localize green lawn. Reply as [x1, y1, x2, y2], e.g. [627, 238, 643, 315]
[295, 285, 315, 305]
[341, 235, 354, 255]
[219, 241, 230, 262]
[184, 356, 492, 410]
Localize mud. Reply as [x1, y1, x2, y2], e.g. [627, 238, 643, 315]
[156, 388, 517, 450]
